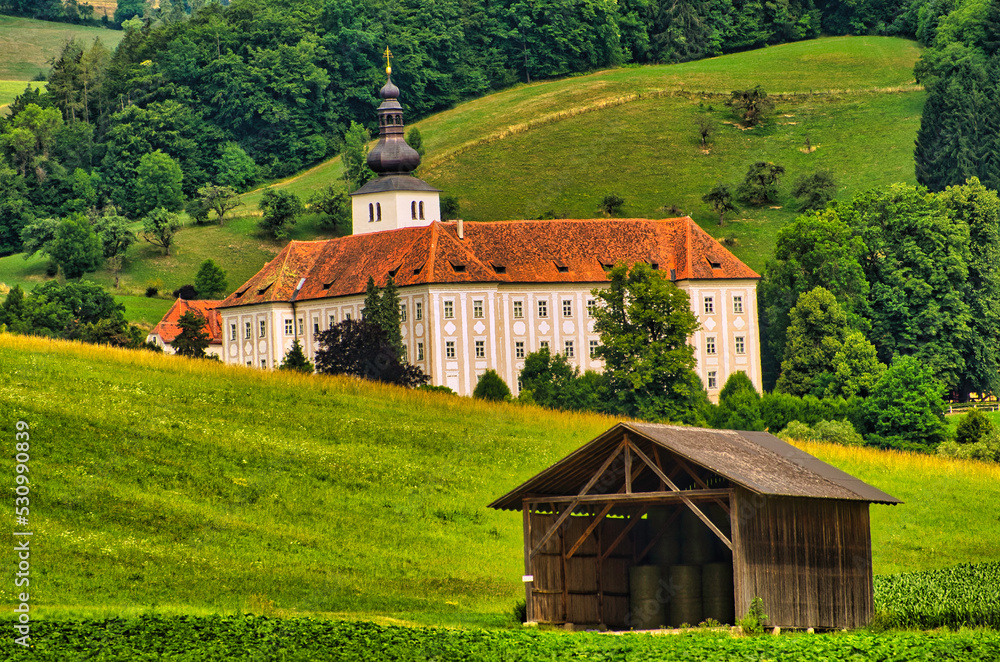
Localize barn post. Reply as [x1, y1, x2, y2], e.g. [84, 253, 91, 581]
[522, 498, 533, 622]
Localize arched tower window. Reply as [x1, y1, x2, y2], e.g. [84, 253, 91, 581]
[376, 202, 382, 222]
[419, 201, 425, 220]
[368, 203, 374, 223]
[411, 201, 417, 220]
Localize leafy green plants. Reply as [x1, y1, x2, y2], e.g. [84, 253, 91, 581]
[736, 596, 768, 635]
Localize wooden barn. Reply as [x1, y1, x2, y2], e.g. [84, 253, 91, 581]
[489, 422, 901, 631]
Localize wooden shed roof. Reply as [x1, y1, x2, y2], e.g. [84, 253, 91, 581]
[489, 422, 901, 510]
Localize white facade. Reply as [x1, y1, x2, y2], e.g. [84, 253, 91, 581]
[351, 190, 441, 235]
[220, 279, 761, 401]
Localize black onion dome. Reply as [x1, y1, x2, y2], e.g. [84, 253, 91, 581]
[366, 74, 421, 175]
[380, 76, 401, 100]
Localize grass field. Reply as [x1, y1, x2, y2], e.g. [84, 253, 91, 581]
[0, 80, 44, 110]
[240, 36, 925, 275]
[0, 15, 124, 80]
[1, 334, 997, 625]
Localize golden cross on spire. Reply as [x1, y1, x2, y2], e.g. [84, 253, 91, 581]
[384, 46, 393, 75]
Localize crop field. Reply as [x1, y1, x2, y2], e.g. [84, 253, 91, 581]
[3, 616, 1000, 660]
[1, 335, 998, 626]
[0, 15, 124, 80]
[874, 563, 1000, 630]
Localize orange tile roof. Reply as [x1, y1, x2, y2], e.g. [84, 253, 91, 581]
[150, 299, 224, 344]
[219, 218, 759, 309]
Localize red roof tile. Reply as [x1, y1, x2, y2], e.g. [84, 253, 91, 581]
[219, 218, 759, 309]
[150, 299, 224, 344]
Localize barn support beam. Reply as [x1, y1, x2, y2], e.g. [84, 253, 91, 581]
[522, 498, 534, 623]
[528, 440, 626, 560]
[624, 435, 733, 551]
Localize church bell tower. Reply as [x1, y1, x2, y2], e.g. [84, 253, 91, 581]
[350, 49, 442, 235]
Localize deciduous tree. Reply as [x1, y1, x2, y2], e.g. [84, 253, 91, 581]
[141, 207, 182, 256]
[702, 182, 736, 225]
[258, 188, 303, 239]
[135, 150, 185, 216]
[48, 214, 102, 279]
[592, 262, 704, 422]
[857, 355, 947, 451]
[736, 161, 785, 205]
[728, 85, 773, 126]
[473, 369, 511, 401]
[194, 259, 228, 298]
[314, 318, 428, 387]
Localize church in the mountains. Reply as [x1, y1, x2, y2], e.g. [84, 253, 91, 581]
[216, 65, 762, 400]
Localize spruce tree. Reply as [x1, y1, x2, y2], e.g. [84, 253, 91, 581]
[280, 340, 314, 373]
[173, 310, 210, 358]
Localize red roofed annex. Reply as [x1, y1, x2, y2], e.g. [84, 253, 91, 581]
[147, 298, 223, 357]
[217, 69, 762, 400]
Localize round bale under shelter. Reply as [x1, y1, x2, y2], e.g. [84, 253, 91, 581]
[489, 422, 901, 631]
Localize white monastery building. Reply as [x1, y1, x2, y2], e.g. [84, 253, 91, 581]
[217, 70, 762, 401]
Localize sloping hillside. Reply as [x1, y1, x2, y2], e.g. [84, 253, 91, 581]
[0, 36, 923, 317]
[1, 334, 997, 624]
[0, 15, 124, 80]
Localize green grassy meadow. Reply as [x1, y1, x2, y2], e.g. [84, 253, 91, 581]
[0, 80, 44, 110]
[2, 335, 998, 625]
[222, 37, 926, 275]
[0, 15, 124, 80]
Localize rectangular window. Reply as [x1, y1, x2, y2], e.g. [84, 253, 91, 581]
[446, 341, 456, 359]
[297, 318, 303, 336]
[417, 342, 424, 361]
[344, 312, 352, 321]
[400, 304, 407, 322]
[230, 323, 237, 341]
[475, 340, 485, 359]
[589, 340, 599, 358]
[313, 320, 320, 335]
[564, 340, 574, 358]
[260, 359, 267, 368]
[537, 300, 548, 318]
[515, 341, 525, 359]
[708, 371, 717, 389]
[513, 301, 524, 319]
[735, 336, 746, 355]
[540, 340, 550, 350]
[473, 300, 484, 319]
[444, 301, 454, 319]
[706, 336, 716, 355]
[704, 296, 715, 314]
[415, 301, 423, 320]
[329, 314, 336, 327]
[562, 299, 572, 317]
[587, 299, 596, 317]
[733, 295, 744, 314]
[259, 320, 266, 338]
[244, 321, 252, 339]
[246, 361, 252, 367]
[401, 345, 408, 362]
[284, 319, 293, 336]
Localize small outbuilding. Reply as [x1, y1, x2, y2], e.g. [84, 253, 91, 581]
[489, 422, 900, 631]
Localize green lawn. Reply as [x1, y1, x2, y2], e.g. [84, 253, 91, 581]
[115, 294, 174, 326]
[1, 335, 997, 624]
[0, 15, 124, 80]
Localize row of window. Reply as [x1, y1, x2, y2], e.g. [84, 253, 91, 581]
[702, 335, 746, 355]
[703, 295, 745, 315]
[440, 339, 601, 361]
[442, 298, 598, 320]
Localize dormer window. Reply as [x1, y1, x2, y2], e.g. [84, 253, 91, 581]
[707, 258, 722, 269]
[451, 263, 466, 273]
[256, 282, 273, 296]
[554, 260, 569, 273]
[492, 263, 506, 274]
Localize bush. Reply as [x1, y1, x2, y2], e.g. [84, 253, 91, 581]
[778, 419, 863, 446]
[145, 286, 159, 298]
[938, 436, 1000, 463]
[172, 284, 197, 300]
[956, 408, 995, 445]
[473, 369, 512, 401]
